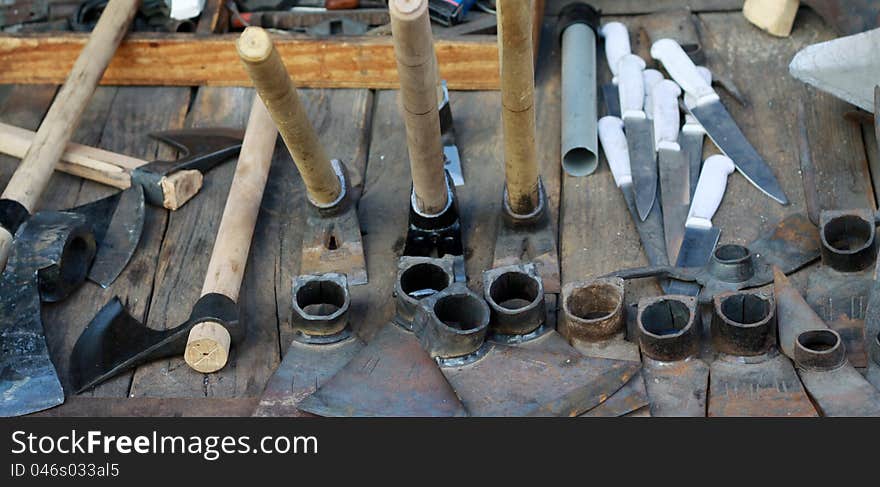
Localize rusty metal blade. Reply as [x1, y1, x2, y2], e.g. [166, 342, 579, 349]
[253, 336, 365, 417]
[580, 370, 650, 417]
[297, 323, 467, 417]
[642, 357, 708, 417]
[708, 353, 817, 417]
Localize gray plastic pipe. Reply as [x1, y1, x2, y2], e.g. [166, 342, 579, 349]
[561, 22, 598, 176]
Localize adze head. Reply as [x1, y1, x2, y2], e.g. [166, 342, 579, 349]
[70, 293, 244, 394]
[131, 128, 244, 209]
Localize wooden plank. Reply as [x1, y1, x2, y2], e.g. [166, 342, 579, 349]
[0, 33, 500, 90]
[32, 397, 259, 417]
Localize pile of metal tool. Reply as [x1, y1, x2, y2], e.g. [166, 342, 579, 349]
[2, 0, 880, 417]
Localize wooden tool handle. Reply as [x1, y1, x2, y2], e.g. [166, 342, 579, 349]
[237, 26, 341, 206]
[390, 0, 448, 215]
[184, 98, 278, 374]
[743, 0, 800, 37]
[497, 0, 540, 215]
[0, 0, 138, 267]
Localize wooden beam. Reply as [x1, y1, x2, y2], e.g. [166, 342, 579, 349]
[0, 33, 500, 90]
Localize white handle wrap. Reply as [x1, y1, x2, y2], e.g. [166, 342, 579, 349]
[683, 66, 713, 111]
[687, 154, 735, 229]
[652, 79, 682, 149]
[598, 116, 631, 188]
[651, 39, 718, 105]
[642, 69, 664, 119]
[601, 22, 631, 77]
[618, 54, 646, 119]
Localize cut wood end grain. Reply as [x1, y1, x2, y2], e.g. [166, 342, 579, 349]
[184, 321, 232, 373]
[237, 27, 274, 63]
[161, 169, 203, 211]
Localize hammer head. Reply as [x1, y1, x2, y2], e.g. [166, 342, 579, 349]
[131, 128, 245, 208]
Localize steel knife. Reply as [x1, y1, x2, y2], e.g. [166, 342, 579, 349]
[652, 39, 788, 205]
[600, 21, 630, 118]
[618, 54, 657, 221]
[666, 154, 735, 296]
[653, 79, 689, 264]
[598, 116, 669, 267]
[680, 66, 712, 199]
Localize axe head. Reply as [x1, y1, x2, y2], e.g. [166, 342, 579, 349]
[132, 128, 245, 207]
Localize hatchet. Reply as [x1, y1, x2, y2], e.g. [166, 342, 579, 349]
[0, 121, 244, 211]
[0, 0, 139, 271]
[71, 98, 278, 391]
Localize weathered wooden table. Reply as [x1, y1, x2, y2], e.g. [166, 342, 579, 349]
[2, 2, 874, 416]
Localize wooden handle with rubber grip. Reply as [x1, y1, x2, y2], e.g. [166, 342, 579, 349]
[0, 0, 139, 268]
[237, 27, 341, 207]
[389, 0, 448, 215]
[184, 98, 278, 374]
[497, 0, 540, 215]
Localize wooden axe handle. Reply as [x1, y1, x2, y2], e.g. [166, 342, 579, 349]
[237, 27, 341, 207]
[0, 122, 204, 211]
[0, 0, 138, 267]
[743, 0, 800, 37]
[390, 0, 448, 215]
[184, 99, 277, 374]
[497, 0, 540, 215]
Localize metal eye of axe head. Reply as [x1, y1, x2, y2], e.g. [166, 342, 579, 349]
[296, 256, 468, 417]
[70, 98, 277, 394]
[774, 268, 880, 416]
[636, 294, 709, 417]
[0, 0, 141, 418]
[386, 0, 466, 282]
[492, 0, 560, 293]
[238, 26, 368, 285]
[706, 289, 818, 417]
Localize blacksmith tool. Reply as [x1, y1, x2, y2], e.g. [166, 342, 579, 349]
[391, 0, 465, 280]
[790, 27, 880, 114]
[653, 79, 688, 265]
[438, 79, 465, 186]
[558, 3, 600, 177]
[805, 209, 879, 367]
[618, 53, 657, 221]
[297, 256, 467, 416]
[600, 21, 630, 118]
[0, 122, 243, 212]
[492, 0, 559, 292]
[652, 38, 789, 205]
[238, 26, 367, 284]
[642, 69, 663, 120]
[253, 273, 365, 417]
[863, 257, 880, 391]
[598, 116, 668, 267]
[666, 154, 735, 297]
[775, 269, 880, 416]
[608, 213, 821, 305]
[558, 277, 649, 416]
[637, 295, 708, 417]
[409, 267, 640, 417]
[707, 289, 817, 417]
[70, 98, 277, 392]
[0, 0, 142, 417]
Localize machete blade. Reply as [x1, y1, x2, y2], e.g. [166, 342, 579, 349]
[691, 101, 788, 204]
[69, 186, 145, 288]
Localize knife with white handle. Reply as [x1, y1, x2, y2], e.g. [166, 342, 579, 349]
[599, 116, 669, 267]
[666, 154, 735, 296]
[681, 66, 711, 199]
[652, 38, 788, 205]
[600, 22, 631, 117]
[643, 69, 664, 120]
[618, 54, 656, 222]
[653, 80, 689, 264]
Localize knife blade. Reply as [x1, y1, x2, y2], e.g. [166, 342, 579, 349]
[618, 54, 657, 221]
[652, 39, 788, 205]
[666, 154, 735, 296]
[679, 66, 712, 199]
[599, 116, 669, 268]
[653, 79, 689, 264]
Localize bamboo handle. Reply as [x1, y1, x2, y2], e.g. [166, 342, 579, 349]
[184, 98, 278, 374]
[237, 27, 341, 206]
[390, 0, 448, 214]
[497, 0, 540, 215]
[0, 0, 138, 268]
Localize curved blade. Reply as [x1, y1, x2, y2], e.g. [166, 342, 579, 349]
[71, 186, 145, 288]
[147, 127, 245, 175]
